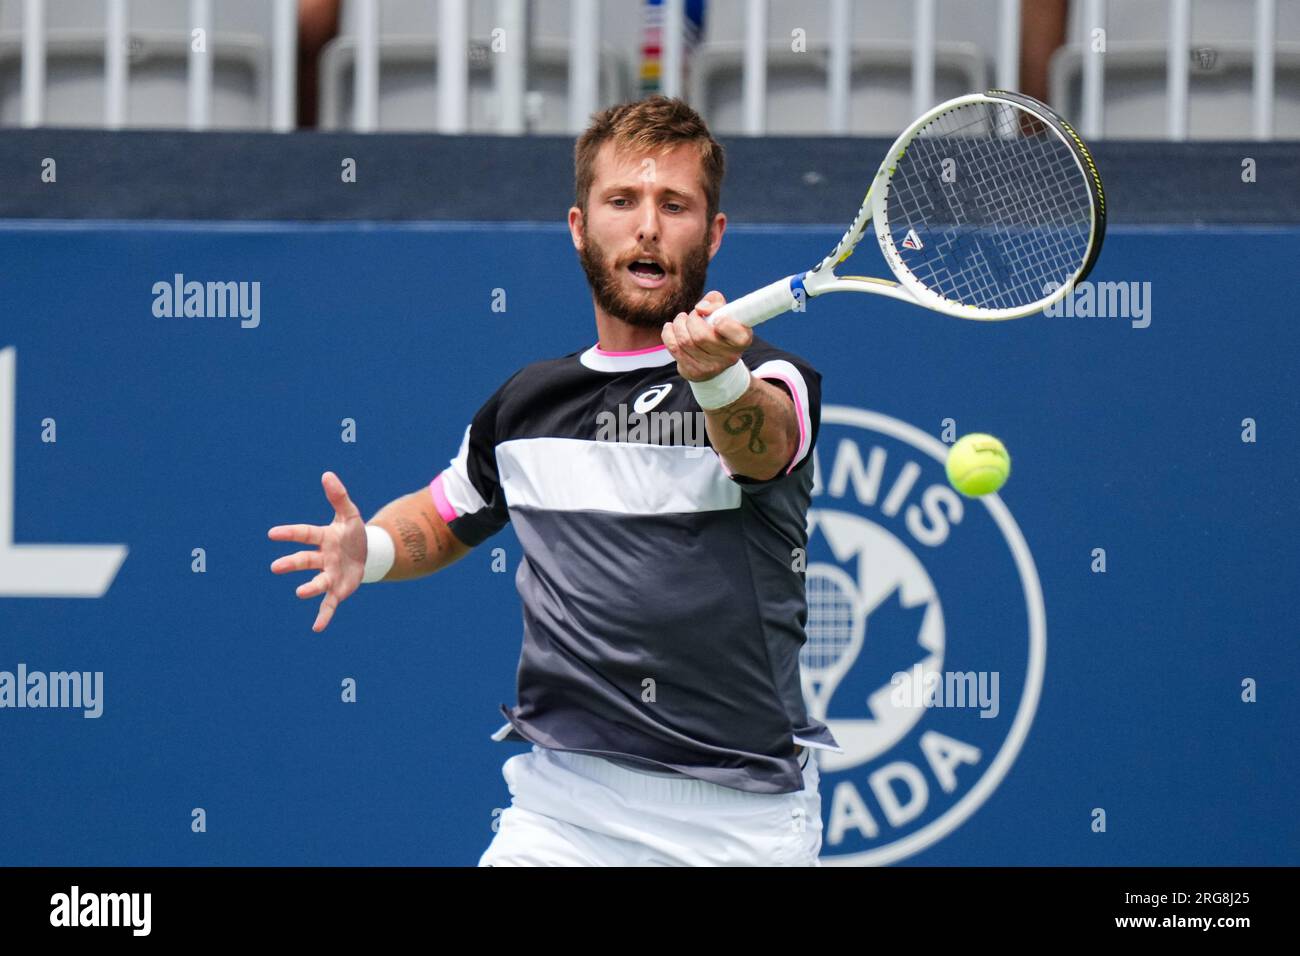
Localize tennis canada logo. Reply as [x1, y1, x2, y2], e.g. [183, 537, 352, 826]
[803, 407, 1044, 866]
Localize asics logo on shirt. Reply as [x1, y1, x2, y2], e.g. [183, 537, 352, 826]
[633, 383, 674, 413]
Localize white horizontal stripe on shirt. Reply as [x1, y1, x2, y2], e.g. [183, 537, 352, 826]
[496, 437, 743, 515]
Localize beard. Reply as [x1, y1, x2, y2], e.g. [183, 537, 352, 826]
[578, 226, 711, 330]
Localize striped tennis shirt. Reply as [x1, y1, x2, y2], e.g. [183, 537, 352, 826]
[430, 335, 842, 794]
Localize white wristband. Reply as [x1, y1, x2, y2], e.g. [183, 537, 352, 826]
[689, 359, 751, 410]
[362, 524, 396, 583]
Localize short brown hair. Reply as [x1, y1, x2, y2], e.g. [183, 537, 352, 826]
[574, 95, 725, 223]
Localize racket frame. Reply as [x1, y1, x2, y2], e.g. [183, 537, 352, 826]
[708, 90, 1107, 328]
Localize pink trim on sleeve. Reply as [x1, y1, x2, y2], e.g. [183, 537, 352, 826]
[757, 373, 809, 474]
[429, 474, 459, 524]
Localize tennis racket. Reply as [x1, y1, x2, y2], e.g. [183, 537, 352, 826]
[706, 90, 1106, 327]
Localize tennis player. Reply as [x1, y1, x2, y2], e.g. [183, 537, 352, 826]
[268, 95, 841, 866]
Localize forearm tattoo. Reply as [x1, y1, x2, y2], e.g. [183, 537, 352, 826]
[722, 404, 766, 454]
[394, 515, 428, 563]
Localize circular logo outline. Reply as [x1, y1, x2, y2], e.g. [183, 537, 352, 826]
[816, 405, 1046, 866]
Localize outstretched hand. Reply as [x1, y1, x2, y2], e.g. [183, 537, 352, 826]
[268, 471, 368, 632]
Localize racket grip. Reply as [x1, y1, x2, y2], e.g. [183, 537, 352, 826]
[707, 275, 801, 328]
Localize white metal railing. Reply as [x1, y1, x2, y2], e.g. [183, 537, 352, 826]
[1253, 0, 1277, 138]
[20, 0, 43, 127]
[103, 0, 126, 127]
[827, 0, 852, 133]
[742, 0, 766, 133]
[568, 0, 599, 132]
[437, 0, 469, 132]
[1166, 0, 1191, 139]
[495, 0, 526, 134]
[18, 0, 298, 130]
[353, 0, 378, 130]
[1079, 0, 1279, 140]
[996, 0, 1021, 91]
[911, 0, 936, 118]
[6, 0, 1290, 139]
[271, 0, 297, 132]
[1082, 0, 1106, 138]
[661, 0, 685, 99]
[187, 0, 211, 129]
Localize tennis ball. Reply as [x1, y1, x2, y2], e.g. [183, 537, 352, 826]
[945, 433, 1011, 497]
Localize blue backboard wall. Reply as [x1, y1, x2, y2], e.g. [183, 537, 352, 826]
[0, 220, 1296, 865]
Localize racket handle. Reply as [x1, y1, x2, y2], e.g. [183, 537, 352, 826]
[707, 275, 802, 329]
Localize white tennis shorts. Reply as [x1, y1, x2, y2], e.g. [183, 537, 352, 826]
[479, 745, 823, 866]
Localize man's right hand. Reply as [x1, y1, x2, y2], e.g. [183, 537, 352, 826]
[268, 471, 368, 633]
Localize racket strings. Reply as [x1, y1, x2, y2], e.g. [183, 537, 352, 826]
[901, 123, 1087, 305]
[886, 101, 1093, 311]
[910, 108, 1087, 301]
[919, 134, 1083, 306]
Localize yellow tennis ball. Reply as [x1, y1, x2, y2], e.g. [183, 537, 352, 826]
[946, 433, 1011, 497]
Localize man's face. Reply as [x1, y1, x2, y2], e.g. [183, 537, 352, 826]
[571, 142, 724, 330]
